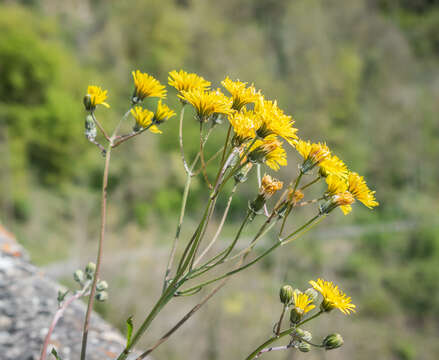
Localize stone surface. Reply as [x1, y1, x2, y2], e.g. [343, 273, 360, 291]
[0, 225, 139, 360]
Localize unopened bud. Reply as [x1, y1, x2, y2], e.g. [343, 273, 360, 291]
[298, 342, 311, 352]
[73, 270, 85, 284]
[304, 288, 318, 302]
[323, 333, 344, 350]
[279, 285, 294, 305]
[96, 280, 108, 292]
[85, 262, 96, 279]
[83, 94, 93, 111]
[85, 114, 97, 142]
[95, 291, 108, 302]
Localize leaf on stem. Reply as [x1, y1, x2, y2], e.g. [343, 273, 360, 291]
[125, 316, 134, 347]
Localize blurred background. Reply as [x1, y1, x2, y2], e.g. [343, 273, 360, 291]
[0, 0, 438, 359]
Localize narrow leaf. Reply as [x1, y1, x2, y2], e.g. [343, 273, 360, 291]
[126, 316, 134, 347]
[51, 348, 62, 360]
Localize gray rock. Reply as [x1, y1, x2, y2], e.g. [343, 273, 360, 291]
[0, 226, 141, 360]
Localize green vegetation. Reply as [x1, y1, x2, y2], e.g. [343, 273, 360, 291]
[1, 0, 438, 359]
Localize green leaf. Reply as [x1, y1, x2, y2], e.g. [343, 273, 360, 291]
[51, 348, 62, 360]
[57, 290, 69, 305]
[126, 316, 134, 347]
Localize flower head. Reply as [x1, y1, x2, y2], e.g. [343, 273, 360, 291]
[254, 98, 298, 145]
[84, 86, 110, 110]
[130, 106, 162, 134]
[296, 140, 331, 173]
[229, 109, 257, 144]
[287, 189, 304, 206]
[309, 278, 356, 314]
[348, 172, 379, 209]
[153, 100, 176, 124]
[324, 175, 352, 215]
[293, 292, 316, 315]
[132, 70, 167, 102]
[221, 77, 260, 111]
[260, 174, 283, 198]
[168, 70, 211, 93]
[319, 154, 348, 179]
[249, 135, 287, 171]
[179, 88, 232, 122]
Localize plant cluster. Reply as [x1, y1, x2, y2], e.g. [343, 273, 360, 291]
[41, 69, 378, 360]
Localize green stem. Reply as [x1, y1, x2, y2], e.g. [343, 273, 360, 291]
[300, 175, 321, 191]
[279, 172, 303, 236]
[245, 311, 323, 360]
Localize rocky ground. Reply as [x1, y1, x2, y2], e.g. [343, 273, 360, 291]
[0, 225, 139, 360]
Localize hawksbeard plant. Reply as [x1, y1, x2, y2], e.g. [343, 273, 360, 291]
[40, 69, 378, 360]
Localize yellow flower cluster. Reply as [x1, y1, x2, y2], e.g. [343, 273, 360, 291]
[309, 278, 356, 315]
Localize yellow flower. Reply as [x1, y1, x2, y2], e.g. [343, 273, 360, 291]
[296, 140, 331, 173]
[325, 175, 353, 215]
[309, 278, 356, 315]
[287, 189, 304, 206]
[132, 70, 167, 102]
[178, 88, 232, 122]
[229, 109, 257, 144]
[348, 172, 379, 209]
[168, 70, 211, 93]
[249, 135, 287, 171]
[85, 85, 110, 109]
[254, 98, 298, 145]
[320, 154, 348, 179]
[154, 100, 176, 124]
[130, 106, 162, 134]
[260, 174, 283, 198]
[293, 292, 316, 315]
[221, 77, 260, 111]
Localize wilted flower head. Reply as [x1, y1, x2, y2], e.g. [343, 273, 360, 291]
[309, 278, 356, 314]
[84, 86, 110, 110]
[221, 77, 260, 111]
[168, 70, 211, 93]
[287, 189, 304, 206]
[178, 88, 232, 122]
[132, 70, 167, 102]
[259, 174, 283, 198]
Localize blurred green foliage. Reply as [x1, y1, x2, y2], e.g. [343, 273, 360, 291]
[0, 0, 439, 359]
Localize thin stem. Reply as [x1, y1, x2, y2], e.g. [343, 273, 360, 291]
[257, 164, 269, 217]
[91, 112, 110, 141]
[275, 304, 287, 336]
[199, 122, 213, 189]
[136, 277, 229, 360]
[279, 172, 303, 236]
[298, 198, 323, 207]
[180, 215, 322, 295]
[40, 284, 90, 360]
[111, 124, 151, 149]
[80, 142, 112, 360]
[300, 175, 321, 191]
[178, 105, 191, 175]
[193, 183, 238, 267]
[191, 146, 224, 176]
[245, 311, 323, 360]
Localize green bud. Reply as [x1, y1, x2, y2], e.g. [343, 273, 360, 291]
[279, 285, 294, 305]
[304, 288, 318, 302]
[290, 307, 303, 324]
[85, 262, 96, 279]
[294, 328, 305, 338]
[301, 330, 312, 342]
[323, 333, 344, 350]
[96, 280, 108, 292]
[73, 270, 85, 284]
[83, 94, 93, 111]
[95, 291, 108, 302]
[298, 342, 311, 353]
